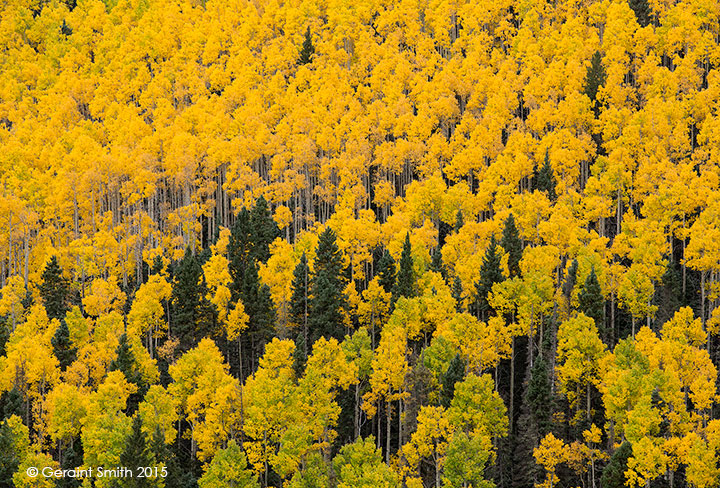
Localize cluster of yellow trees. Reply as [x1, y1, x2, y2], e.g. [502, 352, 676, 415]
[1, 0, 720, 486]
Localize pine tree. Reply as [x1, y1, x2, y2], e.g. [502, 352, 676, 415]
[473, 236, 504, 320]
[241, 262, 276, 367]
[454, 208, 464, 232]
[440, 354, 465, 408]
[600, 441, 633, 488]
[564, 259, 578, 301]
[534, 151, 557, 201]
[393, 233, 415, 302]
[39, 256, 69, 320]
[298, 26, 315, 65]
[525, 355, 553, 437]
[578, 267, 605, 331]
[114, 415, 154, 488]
[309, 227, 346, 343]
[51, 319, 76, 371]
[250, 196, 280, 263]
[171, 247, 205, 352]
[376, 249, 396, 294]
[290, 253, 310, 369]
[583, 51, 606, 117]
[0, 419, 23, 487]
[628, 0, 652, 27]
[228, 208, 253, 298]
[0, 389, 23, 420]
[501, 214, 523, 279]
[452, 276, 464, 312]
[110, 334, 144, 414]
[429, 247, 445, 278]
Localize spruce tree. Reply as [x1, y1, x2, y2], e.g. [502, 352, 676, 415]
[578, 267, 605, 330]
[583, 51, 606, 117]
[298, 26, 315, 65]
[171, 247, 205, 352]
[564, 258, 578, 301]
[429, 247, 445, 278]
[0, 388, 23, 420]
[473, 236, 504, 320]
[454, 208, 464, 232]
[501, 214, 523, 278]
[39, 256, 69, 320]
[114, 415, 154, 488]
[440, 354, 465, 408]
[0, 419, 22, 487]
[376, 250, 396, 294]
[451, 276, 464, 312]
[393, 233, 415, 302]
[250, 196, 280, 263]
[241, 263, 276, 362]
[628, 0, 652, 27]
[601, 441, 633, 488]
[290, 253, 310, 369]
[309, 227, 346, 343]
[109, 334, 144, 414]
[228, 208, 253, 298]
[534, 151, 557, 201]
[525, 355, 553, 437]
[51, 319, 76, 371]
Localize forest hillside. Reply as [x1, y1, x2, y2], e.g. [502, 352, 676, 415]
[1, 0, 720, 486]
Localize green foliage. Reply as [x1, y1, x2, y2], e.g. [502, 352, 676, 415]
[287, 452, 329, 488]
[309, 227, 346, 343]
[376, 250, 396, 294]
[440, 354, 465, 408]
[600, 441, 632, 488]
[578, 267, 604, 331]
[429, 248, 445, 277]
[0, 416, 28, 486]
[453, 209, 464, 233]
[583, 51, 606, 114]
[290, 253, 310, 369]
[0, 388, 24, 421]
[298, 27, 315, 65]
[39, 256, 69, 321]
[451, 276, 463, 312]
[629, 0, 652, 27]
[501, 214, 522, 279]
[113, 415, 157, 488]
[110, 334, 144, 414]
[171, 247, 209, 352]
[250, 196, 281, 264]
[52, 319, 77, 371]
[534, 151, 557, 201]
[473, 236, 504, 319]
[443, 432, 494, 488]
[525, 355, 553, 437]
[392, 233, 415, 302]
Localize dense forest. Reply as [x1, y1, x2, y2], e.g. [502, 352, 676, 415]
[1, 0, 720, 486]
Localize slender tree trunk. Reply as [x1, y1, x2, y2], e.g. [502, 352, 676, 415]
[385, 399, 391, 464]
[510, 336, 515, 434]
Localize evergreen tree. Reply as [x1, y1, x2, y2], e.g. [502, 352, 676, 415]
[39, 256, 69, 320]
[309, 227, 346, 343]
[52, 319, 76, 371]
[473, 236, 504, 320]
[600, 441, 633, 488]
[241, 263, 276, 365]
[454, 208, 464, 232]
[109, 334, 144, 414]
[298, 26, 315, 65]
[525, 355, 553, 437]
[58, 442, 83, 488]
[501, 214, 523, 278]
[228, 208, 253, 298]
[114, 415, 154, 488]
[583, 51, 606, 116]
[250, 196, 280, 263]
[392, 233, 415, 302]
[440, 354, 465, 408]
[534, 151, 557, 201]
[629, 0, 652, 27]
[564, 258, 578, 301]
[290, 253, 310, 370]
[376, 249, 396, 294]
[451, 276, 464, 313]
[149, 427, 197, 488]
[0, 388, 23, 420]
[429, 247, 445, 278]
[171, 247, 206, 352]
[578, 267, 605, 330]
[0, 419, 23, 487]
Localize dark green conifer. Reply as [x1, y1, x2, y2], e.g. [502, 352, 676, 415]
[392, 233, 415, 302]
[451, 276, 464, 313]
[525, 355, 553, 437]
[628, 0, 652, 27]
[0, 419, 23, 487]
[171, 247, 205, 352]
[309, 227, 346, 343]
[565, 258, 578, 301]
[241, 263, 276, 353]
[110, 334, 145, 414]
[453, 208, 464, 233]
[601, 441, 633, 488]
[501, 214, 523, 278]
[290, 253, 310, 370]
[583, 51, 606, 117]
[39, 256, 69, 320]
[228, 209, 253, 297]
[114, 415, 154, 488]
[429, 247, 445, 278]
[579, 267, 605, 330]
[534, 151, 557, 201]
[0, 388, 23, 420]
[52, 319, 76, 371]
[298, 26, 315, 65]
[440, 354, 465, 408]
[473, 236, 504, 320]
[376, 250, 396, 294]
[249, 196, 280, 263]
